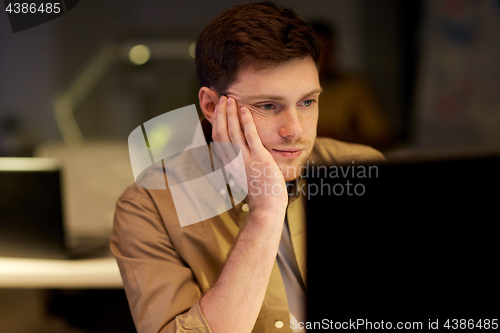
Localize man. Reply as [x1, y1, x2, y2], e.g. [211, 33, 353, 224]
[111, 2, 384, 333]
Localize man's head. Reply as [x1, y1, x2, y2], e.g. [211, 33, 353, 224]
[196, 1, 322, 181]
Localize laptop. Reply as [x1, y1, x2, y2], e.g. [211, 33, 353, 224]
[306, 152, 500, 323]
[0, 158, 109, 259]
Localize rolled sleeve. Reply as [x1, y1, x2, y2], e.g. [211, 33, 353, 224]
[110, 185, 212, 333]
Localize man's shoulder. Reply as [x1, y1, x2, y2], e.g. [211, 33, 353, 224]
[118, 182, 149, 202]
[310, 137, 385, 165]
[116, 179, 171, 214]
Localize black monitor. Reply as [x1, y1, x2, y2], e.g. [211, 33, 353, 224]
[0, 158, 67, 258]
[306, 153, 500, 327]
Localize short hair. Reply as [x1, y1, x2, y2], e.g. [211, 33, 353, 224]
[195, 1, 321, 94]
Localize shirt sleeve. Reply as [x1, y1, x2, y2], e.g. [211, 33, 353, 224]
[110, 185, 213, 333]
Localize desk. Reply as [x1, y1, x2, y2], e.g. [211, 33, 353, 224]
[0, 253, 122, 289]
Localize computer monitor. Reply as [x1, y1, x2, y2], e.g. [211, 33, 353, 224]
[306, 153, 500, 325]
[0, 158, 67, 258]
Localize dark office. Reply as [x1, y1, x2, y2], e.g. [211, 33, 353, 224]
[1, 1, 499, 332]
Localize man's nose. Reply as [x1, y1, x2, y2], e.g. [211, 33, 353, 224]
[278, 107, 304, 140]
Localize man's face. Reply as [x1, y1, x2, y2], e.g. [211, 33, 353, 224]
[225, 56, 322, 182]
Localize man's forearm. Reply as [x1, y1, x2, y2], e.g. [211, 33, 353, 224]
[199, 208, 285, 333]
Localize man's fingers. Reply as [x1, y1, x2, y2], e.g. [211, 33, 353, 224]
[213, 96, 231, 143]
[211, 101, 218, 141]
[211, 97, 231, 165]
[211, 141, 231, 169]
[240, 106, 265, 153]
[227, 98, 250, 158]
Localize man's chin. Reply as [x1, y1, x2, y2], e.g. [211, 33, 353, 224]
[269, 143, 314, 181]
[278, 157, 310, 182]
[283, 173, 300, 183]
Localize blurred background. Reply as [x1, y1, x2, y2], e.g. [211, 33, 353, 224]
[1, 0, 499, 332]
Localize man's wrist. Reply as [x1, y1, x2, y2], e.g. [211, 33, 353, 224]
[246, 206, 286, 229]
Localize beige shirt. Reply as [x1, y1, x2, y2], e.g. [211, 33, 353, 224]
[110, 137, 385, 333]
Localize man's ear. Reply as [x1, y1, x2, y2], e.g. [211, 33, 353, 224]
[199, 87, 219, 124]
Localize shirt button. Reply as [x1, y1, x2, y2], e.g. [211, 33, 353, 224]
[219, 188, 226, 196]
[228, 179, 235, 187]
[241, 203, 250, 212]
[275, 320, 284, 329]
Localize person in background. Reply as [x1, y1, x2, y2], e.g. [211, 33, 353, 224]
[310, 21, 394, 151]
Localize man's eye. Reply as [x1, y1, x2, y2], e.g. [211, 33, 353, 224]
[303, 99, 314, 107]
[261, 104, 275, 111]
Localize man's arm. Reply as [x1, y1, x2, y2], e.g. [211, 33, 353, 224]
[200, 209, 284, 332]
[111, 185, 212, 333]
[200, 96, 289, 333]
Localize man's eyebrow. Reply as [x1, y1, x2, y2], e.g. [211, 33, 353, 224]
[298, 88, 323, 101]
[227, 88, 323, 103]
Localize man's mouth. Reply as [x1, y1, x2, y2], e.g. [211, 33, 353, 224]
[272, 148, 303, 158]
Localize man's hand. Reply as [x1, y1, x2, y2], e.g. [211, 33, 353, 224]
[200, 95, 289, 333]
[211, 95, 288, 216]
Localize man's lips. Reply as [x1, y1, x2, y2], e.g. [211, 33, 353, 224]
[272, 148, 303, 158]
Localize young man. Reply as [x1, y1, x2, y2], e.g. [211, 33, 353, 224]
[111, 2, 384, 333]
